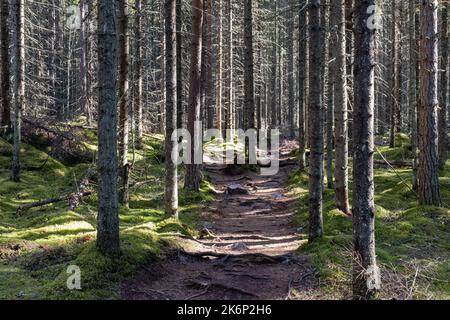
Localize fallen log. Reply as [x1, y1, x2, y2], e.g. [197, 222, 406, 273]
[21, 118, 94, 165]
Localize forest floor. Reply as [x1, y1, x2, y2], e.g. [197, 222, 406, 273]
[0, 126, 449, 300]
[121, 141, 323, 300]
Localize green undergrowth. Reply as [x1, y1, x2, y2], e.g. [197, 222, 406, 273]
[289, 135, 450, 299]
[0, 129, 213, 299]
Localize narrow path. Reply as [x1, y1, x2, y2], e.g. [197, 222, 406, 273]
[121, 142, 320, 300]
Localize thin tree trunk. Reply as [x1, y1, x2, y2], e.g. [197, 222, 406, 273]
[185, 0, 203, 191]
[389, 0, 399, 148]
[97, 0, 120, 256]
[176, 0, 183, 129]
[287, 0, 295, 138]
[164, 0, 178, 215]
[243, 0, 255, 132]
[215, 0, 223, 132]
[11, 0, 24, 182]
[308, 0, 323, 242]
[352, 0, 381, 300]
[418, 0, 441, 206]
[409, 0, 418, 191]
[134, 0, 143, 149]
[298, 0, 307, 171]
[79, 0, 91, 126]
[270, 1, 278, 129]
[118, 0, 130, 206]
[224, 0, 233, 135]
[438, 3, 449, 169]
[333, 0, 350, 214]
[159, 0, 166, 134]
[0, 0, 11, 130]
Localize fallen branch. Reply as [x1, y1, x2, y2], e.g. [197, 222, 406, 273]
[68, 166, 94, 211]
[16, 192, 92, 215]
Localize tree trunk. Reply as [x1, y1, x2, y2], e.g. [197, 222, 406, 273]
[270, 1, 278, 129]
[224, 0, 233, 135]
[243, 0, 255, 132]
[159, 0, 166, 134]
[298, 0, 307, 171]
[352, 0, 381, 300]
[409, 0, 419, 191]
[215, 0, 223, 132]
[389, 0, 400, 148]
[79, 0, 91, 126]
[333, 0, 350, 214]
[164, 0, 179, 215]
[97, 0, 120, 256]
[418, 0, 441, 206]
[438, 3, 449, 169]
[176, 0, 183, 129]
[185, 0, 203, 191]
[308, 0, 323, 242]
[0, 0, 11, 130]
[323, 0, 333, 190]
[287, 0, 295, 138]
[11, 0, 24, 182]
[134, 0, 143, 149]
[118, 0, 130, 207]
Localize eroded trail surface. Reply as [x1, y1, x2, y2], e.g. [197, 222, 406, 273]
[121, 142, 320, 300]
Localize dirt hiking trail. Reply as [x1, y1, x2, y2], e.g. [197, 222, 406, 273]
[121, 141, 321, 300]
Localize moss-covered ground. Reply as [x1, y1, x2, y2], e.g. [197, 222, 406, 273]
[0, 130, 214, 299]
[289, 133, 450, 299]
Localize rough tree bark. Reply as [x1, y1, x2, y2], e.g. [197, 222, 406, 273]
[118, 0, 130, 206]
[409, 0, 419, 191]
[0, 0, 11, 130]
[185, 0, 203, 191]
[243, 0, 255, 132]
[418, 0, 441, 206]
[389, 0, 400, 148]
[224, 0, 233, 135]
[352, 0, 381, 300]
[438, 2, 449, 169]
[308, 0, 324, 242]
[287, 0, 295, 138]
[96, 0, 120, 256]
[164, 0, 179, 215]
[215, 0, 223, 132]
[176, 0, 183, 129]
[298, 0, 307, 171]
[11, 0, 24, 182]
[134, 0, 143, 149]
[333, 0, 350, 214]
[270, 1, 278, 129]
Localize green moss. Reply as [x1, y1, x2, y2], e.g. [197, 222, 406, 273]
[289, 158, 450, 299]
[0, 131, 211, 299]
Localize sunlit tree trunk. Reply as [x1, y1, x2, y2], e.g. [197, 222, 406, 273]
[418, 0, 441, 206]
[164, 0, 179, 215]
[298, 0, 307, 171]
[11, 0, 24, 182]
[333, 0, 350, 215]
[352, 0, 381, 299]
